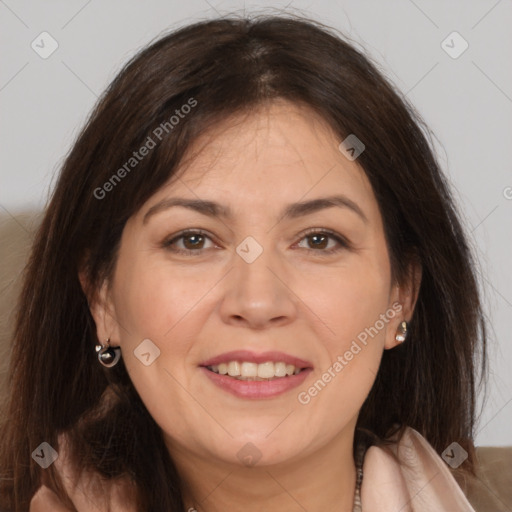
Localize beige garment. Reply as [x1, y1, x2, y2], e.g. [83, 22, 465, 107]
[361, 426, 475, 511]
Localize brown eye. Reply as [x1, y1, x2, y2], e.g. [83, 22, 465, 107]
[162, 230, 215, 255]
[182, 233, 205, 250]
[296, 229, 349, 255]
[306, 233, 329, 249]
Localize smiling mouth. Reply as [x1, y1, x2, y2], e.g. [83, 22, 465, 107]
[205, 361, 306, 381]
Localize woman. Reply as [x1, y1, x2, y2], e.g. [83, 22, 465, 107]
[0, 14, 487, 511]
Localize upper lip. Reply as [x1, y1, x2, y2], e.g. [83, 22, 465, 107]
[200, 350, 313, 369]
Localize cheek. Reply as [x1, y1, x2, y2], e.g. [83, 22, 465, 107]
[108, 259, 187, 394]
[110, 256, 216, 425]
[303, 256, 391, 354]
[296, 291, 387, 437]
[294, 256, 390, 415]
[113, 255, 211, 343]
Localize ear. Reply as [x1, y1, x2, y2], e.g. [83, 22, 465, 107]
[384, 255, 422, 350]
[78, 270, 122, 347]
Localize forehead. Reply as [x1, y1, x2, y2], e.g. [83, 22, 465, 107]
[139, 100, 379, 224]
[181, 101, 358, 178]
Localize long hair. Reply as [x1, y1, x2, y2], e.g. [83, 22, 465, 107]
[0, 14, 487, 511]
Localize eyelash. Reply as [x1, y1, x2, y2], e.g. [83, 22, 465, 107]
[161, 228, 350, 257]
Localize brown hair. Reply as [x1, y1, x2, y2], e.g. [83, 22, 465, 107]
[0, 14, 487, 511]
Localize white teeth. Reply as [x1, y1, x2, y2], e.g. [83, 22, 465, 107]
[257, 361, 275, 378]
[227, 361, 241, 376]
[240, 362, 258, 377]
[208, 360, 303, 379]
[274, 362, 287, 377]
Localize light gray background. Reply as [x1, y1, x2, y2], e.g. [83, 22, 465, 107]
[1, 0, 511, 446]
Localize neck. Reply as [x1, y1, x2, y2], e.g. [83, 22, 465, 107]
[166, 423, 358, 512]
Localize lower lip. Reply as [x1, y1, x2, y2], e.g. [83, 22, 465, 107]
[200, 366, 312, 399]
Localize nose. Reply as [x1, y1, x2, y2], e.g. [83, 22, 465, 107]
[218, 241, 297, 330]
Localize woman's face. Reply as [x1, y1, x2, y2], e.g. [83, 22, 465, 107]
[88, 100, 416, 468]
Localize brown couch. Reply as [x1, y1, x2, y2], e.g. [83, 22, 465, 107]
[1, 212, 511, 510]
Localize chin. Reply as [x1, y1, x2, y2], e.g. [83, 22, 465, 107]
[212, 429, 310, 467]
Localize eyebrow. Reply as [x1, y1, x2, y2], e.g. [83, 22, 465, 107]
[142, 194, 368, 225]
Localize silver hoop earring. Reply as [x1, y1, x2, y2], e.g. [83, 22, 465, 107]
[95, 338, 121, 368]
[395, 321, 409, 343]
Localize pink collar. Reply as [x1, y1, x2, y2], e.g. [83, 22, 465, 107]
[361, 426, 475, 511]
